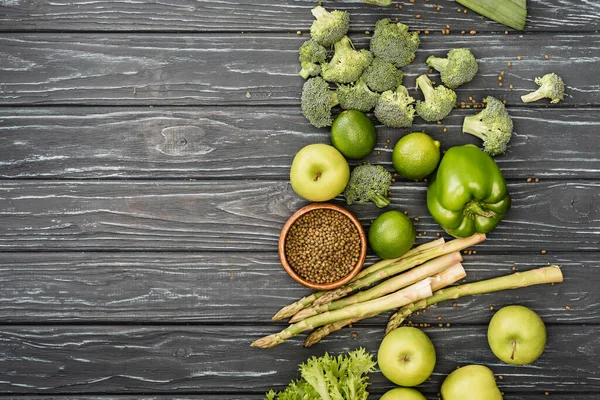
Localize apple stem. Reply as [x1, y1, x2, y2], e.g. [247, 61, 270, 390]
[313, 171, 321, 182]
[511, 340, 516, 360]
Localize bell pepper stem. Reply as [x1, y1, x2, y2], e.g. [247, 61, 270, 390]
[464, 200, 495, 219]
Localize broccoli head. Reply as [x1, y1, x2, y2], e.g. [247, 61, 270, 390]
[370, 19, 420, 68]
[298, 39, 328, 79]
[374, 85, 415, 128]
[521, 73, 565, 104]
[337, 78, 380, 112]
[301, 76, 339, 128]
[415, 74, 457, 122]
[462, 96, 513, 156]
[344, 163, 392, 208]
[362, 57, 404, 93]
[321, 36, 373, 84]
[426, 48, 478, 89]
[309, 6, 350, 47]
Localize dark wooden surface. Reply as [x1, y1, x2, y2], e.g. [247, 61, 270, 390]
[0, 1, 598, 399]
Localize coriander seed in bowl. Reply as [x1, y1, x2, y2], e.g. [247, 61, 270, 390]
[278, 203, 367, 290]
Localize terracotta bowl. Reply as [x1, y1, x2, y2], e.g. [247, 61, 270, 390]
[278, 203, 367, 290]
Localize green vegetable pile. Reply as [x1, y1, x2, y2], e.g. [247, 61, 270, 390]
[265, 348, 376, 400]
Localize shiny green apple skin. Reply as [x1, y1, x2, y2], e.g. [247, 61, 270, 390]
[441, 365, 503, 400]
[488, 305, 547, 365]
[289, 143, 350, 202]
[377, 327, 436, 387]
[379, 387, 427, 400]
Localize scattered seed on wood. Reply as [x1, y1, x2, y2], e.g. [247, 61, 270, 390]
[505, 31, 509, 35]
[509, 84, 514, 89]
[541, 250, 547, 254]
[545, 55, 550, 60]
[535, 177, 540, 182]
[425, 30, 430, 35]
[461, 30, 466, 35]
[416, 14, 421, 19]
[470, 30, 477, 35]
[507, 62, 512, 67]
[296, 31, 302, 35]
[498, 82, 503, 87]
[565, 305, 571, 310]
[517, 56, 522, 60]
[490, 306, 495, 311]
[443, 127, 447, 132]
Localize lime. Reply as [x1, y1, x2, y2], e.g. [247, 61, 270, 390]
[331, 110, 377, 159]
[368, 210, 416, 259]
[392, 132, 441, 180]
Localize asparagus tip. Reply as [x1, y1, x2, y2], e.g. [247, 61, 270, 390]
[251, 335, 279, 348]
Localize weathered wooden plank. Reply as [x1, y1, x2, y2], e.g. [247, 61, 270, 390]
[0, 252, 593, 324]
[0, 33, 593, 106]
[0, 0, 598, 33]
[0, 107, 598, 180]
[14, 396, 600, 400]
[0, 325, 598, 393]
[0, 180, 597, 252]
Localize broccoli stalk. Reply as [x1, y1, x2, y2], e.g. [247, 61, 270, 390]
[521, 73, 565, 104]
[415, 74, 457, 122]
[370, 19, 420, 68]
[298, 39, 327, 80]
[301, 76, 339, 128]
[321, 36, 373, 84]
[374, 85, 415, 128]
[343, 163, 392, 208]
[310, 6, 350, 47]
[426, 48, 479, 89]
[337, 78, 380, 112]
[462, 96, 513, 156]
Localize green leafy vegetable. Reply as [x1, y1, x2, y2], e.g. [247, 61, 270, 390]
[456, 0, 527, 31]
[265, 348, 376, 400]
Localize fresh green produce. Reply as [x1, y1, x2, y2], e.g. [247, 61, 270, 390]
[370, 19, 420, 67]
[488, 305, 547, 365]
[331, 110, 377, 159]
[298, 39, 328, 80]
[386, 265, 563, 333]
[374, 86, 416, 128]
[363, 0, 392, 6]
[456, 0, 527, 31]
[426, 48, 479, 89]
[369, 210, 416, 259]
[427, 144, 511, 237]
[462, 96, 513, 156]
[309, 6, 350, 47]
[337, 79, 380, 112]
[289, 143, 349, 202]
[392, 132, 441, 180]
[521, 72, 565, 104]
[343, 163, 392, 208]
[264, 348, 376, 400]
[362, 57, 404, 93]
[380, 387, 427, 400]
[415, 74, 457, 122]
[301, 76, 339, 128]
[440, 365, 503, 400]
[321, 36, 373, 84]
[378, 327, 436, 387]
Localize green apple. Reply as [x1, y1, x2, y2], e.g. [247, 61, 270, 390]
[289, 143, 350, 202]
[441, 365, 502, 400]
[377, 327, 436, 387]
[380, 387, 427, 400]
[487, 305, 547, 365]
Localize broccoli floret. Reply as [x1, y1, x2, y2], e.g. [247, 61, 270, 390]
[344, 163, 392, 208]
[373, 85, 415, 128]
[321, 36, 373, 84]
[462, 96, 513, 156]
[301, 76, 339, 128]
[426, 48, 478, 89]
[521, 73, 565, 104]
[309, 6, 350, 47]
[362, 57, 404, 93]
[298, 39, 328, 80]
[414, 74, 456, 122]
[337, 78, 380, 112]
[370, 19, 420, 68]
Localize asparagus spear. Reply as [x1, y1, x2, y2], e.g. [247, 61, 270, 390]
[271, 238, 445, 321]
[290, 251, 463, 323]
[303, 263, 467, 347]
[312, 234, 485, 307]
[252, 279, 433, 348]
[386, 265, 564, 334]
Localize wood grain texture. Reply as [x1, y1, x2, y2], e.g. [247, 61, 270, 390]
[0, 252, 593, 324]
[0, 180, 597, 251]
[0, 33, 593, 106]
[0, 0, 599, 33]
[14, 397, 600, 400]
[0, 107, 598, 180]
[0, 325, 598, 394]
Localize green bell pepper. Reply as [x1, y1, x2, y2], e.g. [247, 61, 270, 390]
[427, 144, 511, 237]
